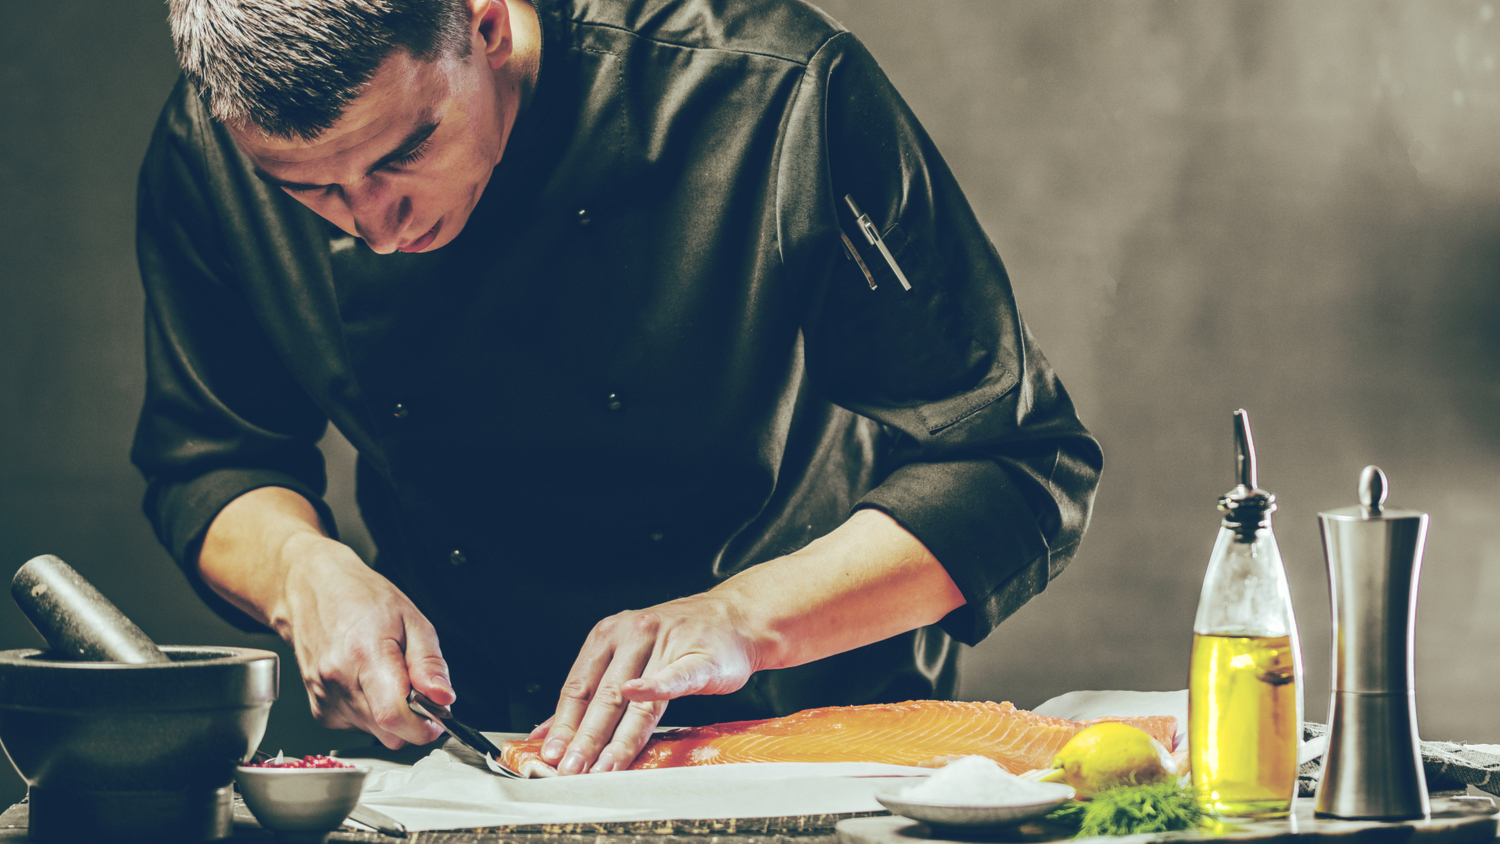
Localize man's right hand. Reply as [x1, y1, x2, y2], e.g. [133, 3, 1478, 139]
[275, 532, 452, 748]
[198, 486, 454, 749]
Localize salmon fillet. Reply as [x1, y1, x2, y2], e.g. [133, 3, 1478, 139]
[500, 700, 1177, 778]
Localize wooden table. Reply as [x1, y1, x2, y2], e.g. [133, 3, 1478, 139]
[0, 790, 1489, 843]
[0, 794, 855, 843]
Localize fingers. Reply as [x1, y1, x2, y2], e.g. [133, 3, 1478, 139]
[558, 651, 724, 774]
[561, 676, 653, 775]
[587, 654, 723, 771]
[591, 698, 666, 773]
[541, 600, 758, 776]
[304, 663, 412, 750]
[542, 614, 659, 774]
[550, 643, 614, 742]
[298, 611, 449, 750]
[359, 637, 447, 748]
[542, 655, 633, 773]
[623, 653, 721, 701]
[403, 615, 456, 707]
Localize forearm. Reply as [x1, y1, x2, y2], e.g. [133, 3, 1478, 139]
[197, 485, 331, 630]
[714, 508, 966, 672]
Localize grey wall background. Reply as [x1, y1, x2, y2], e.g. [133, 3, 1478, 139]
[2, 0, 1497, 810]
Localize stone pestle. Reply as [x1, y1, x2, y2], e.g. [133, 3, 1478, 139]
[11, 554, 170, 663]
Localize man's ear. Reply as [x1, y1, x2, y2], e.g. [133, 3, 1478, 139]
[471, 0, 514, 70]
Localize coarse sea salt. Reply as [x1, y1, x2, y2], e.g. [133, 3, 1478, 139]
[903, 756, 1061, 805]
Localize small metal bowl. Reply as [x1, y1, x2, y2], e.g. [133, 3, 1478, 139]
[235, 762, 369, 840]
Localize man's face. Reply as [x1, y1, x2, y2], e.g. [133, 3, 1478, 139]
[231, 43, 506, 255]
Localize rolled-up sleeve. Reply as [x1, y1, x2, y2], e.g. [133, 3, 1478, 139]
[131, 80, 336, 631]
[778, 33, 1103, 645]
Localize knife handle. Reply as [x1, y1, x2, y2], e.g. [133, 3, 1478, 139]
[408, 690, 453, 720]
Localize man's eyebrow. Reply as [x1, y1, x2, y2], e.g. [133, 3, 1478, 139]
[252, 168, 329, 192]
[250, 120, 442, 191]
[367, 120, 441, 173]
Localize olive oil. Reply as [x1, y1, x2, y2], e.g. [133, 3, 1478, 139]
[1189, 632, 1298, 818]
[1189, 411, 1303, 819]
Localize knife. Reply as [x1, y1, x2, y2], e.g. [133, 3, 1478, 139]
[407, 689, 524, 778]
[346, 803, 407, 838]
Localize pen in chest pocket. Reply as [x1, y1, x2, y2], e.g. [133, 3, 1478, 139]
[844, 194, 913, 291]
[839, 229, 878, 289]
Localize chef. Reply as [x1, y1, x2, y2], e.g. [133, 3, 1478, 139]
[132, 0, 1103, 775]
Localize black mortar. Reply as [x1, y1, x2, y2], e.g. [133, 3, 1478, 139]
[0, 646, 278, 842]
[0, 556, 278, 842]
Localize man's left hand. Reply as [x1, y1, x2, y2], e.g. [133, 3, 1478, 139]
[533, 592, 761, 774]
[533, 509, 964, 775]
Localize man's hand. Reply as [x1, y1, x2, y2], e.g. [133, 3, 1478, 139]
[275, 532, 454, 748]
[198, 486, 455, 749]
[535, 592, 760, 774]
[536, 508, 966, 775]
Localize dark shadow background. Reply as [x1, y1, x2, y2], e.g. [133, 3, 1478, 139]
[3, 0, 1498, 809]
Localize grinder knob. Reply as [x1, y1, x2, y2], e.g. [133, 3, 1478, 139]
[11, 554, 169, 663]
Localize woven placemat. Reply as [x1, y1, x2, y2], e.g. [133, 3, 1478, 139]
[1299, 722, 1500, 797]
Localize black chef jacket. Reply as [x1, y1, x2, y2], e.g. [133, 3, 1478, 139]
[131, 0, 1103, 731]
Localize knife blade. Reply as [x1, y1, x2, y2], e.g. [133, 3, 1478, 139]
[407, 689, 524, 778]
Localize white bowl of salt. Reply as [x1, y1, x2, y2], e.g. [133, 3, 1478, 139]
[876, 756, 1075, 830]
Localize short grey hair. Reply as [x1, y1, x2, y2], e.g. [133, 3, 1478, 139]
[168, 0, 472, 141]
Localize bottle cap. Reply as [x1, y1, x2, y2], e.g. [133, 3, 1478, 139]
[1219, 409, 1275, 539]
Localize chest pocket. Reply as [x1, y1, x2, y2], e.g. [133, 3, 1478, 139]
[823, 221, 1018, 436]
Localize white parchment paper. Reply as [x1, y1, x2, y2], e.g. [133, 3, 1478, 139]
[356, 747, 929, 831]
[347, 690, 1190, 832]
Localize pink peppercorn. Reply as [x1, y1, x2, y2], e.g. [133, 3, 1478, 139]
[245, 754, 354, 769]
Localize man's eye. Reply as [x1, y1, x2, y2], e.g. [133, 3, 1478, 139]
[282, 184, 333, 197]
[388, 138, 433, 169]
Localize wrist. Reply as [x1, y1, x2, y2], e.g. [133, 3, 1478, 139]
[706, 510, 964, 672]
[706, 570, 793, 673]
[265, 531, 344, 635]
[197, 486, 336, 631]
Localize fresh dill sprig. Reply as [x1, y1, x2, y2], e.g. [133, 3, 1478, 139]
[1044, 781, 1207, 838]
[1043, 797, 1090, 834]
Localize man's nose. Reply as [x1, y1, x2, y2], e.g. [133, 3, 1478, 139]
[348, 184, 412, 254]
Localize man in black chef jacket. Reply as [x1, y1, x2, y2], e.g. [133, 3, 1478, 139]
[132, 0, 1103, 775]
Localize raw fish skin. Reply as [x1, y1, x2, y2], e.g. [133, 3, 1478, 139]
[500, 700, 1178, 778]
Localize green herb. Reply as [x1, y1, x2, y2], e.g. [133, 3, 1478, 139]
[1044, 782, 1208, 838]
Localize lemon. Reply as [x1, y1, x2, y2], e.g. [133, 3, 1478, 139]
[1040, 722, 1177, 799]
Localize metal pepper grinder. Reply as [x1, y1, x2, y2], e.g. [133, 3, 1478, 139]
[1315, 465, 1429, 820]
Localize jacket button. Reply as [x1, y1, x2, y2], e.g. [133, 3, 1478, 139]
[577, 208, 591, 226]
[649, 530, 665, 543]
[524, 682, 541, 695]
[449, 549, 468, 567]
[393, 403, 409, 419]
[606, 392, 624, 412]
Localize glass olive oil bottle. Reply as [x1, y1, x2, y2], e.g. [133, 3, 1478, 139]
[1189, 410, 1303, 818]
